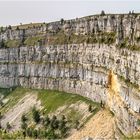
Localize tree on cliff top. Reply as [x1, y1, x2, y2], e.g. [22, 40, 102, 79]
[101, 10, 105, 16]
[0, 39, 6, 48]
[60, 18, 64, 25]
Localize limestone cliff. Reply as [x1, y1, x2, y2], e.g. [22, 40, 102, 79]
[0, 12, 140, 136]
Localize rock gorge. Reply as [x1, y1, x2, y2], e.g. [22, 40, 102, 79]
[0, 12, 140, 137]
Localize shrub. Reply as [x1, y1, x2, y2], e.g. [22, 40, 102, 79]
[32, 129, 38, 138]
[0, 39, 6, 48]
[21, 114, 27, 122]
[26, 127, 33, 137]
[75, 120, 80, 130]
[6, 122, 11, 130]
[44, 115, 50, 128]
[21, 122, 27, 130]
[0, 27, 4, 33]
[47, 129, 58, 139]
[60, 127, 68, 138]
[32, 107, 40, 123]
[104, 32, 116, 45]
[88, 104, 92, 112]
[50, 115, 59, 129]
[59, 116, 67, 130]
[119, 42, 127, 48]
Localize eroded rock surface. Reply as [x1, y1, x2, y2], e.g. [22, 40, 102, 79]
[0, 13, 140, 136]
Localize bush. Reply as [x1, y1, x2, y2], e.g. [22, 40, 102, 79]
[88, 104, 93, 112]
[26, 127, 33, 137]
[32, 107, 40, 123]
[60, 127, 68, 138]
[59, 117, 66, 130]
[118, 41, 140, 51]
[21, 114, 27, 122]
[50, 115, 59, 129]
[44, 115, 50, 128]
[21, 122, 27, 130]
[32, 129, 38, 138]
[6, 122, 11, 130]
[75, 120, 80, 130]
[47, 129, 58, 139]
[0, 39, 6, 48]
[119, 42, 127, 48]
[0, 27, 4, 33]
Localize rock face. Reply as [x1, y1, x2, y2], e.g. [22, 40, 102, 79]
[0, 13, 140, 136]
[1, 13, 140, 46]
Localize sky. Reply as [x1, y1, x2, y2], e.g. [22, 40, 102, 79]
[0, 0, 140, 26]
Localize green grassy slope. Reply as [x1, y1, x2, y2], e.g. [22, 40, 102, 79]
[0, 87, 101, 139]
[37, 89, 100, 114]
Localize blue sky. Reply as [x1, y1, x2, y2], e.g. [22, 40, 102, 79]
[0, 0, 140, 26]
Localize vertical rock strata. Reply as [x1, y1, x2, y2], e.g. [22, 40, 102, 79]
[0, 13, 140, 136]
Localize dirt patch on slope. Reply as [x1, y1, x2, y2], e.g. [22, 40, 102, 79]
[1, 92, 41, 131]
[67, 109, 115, 140]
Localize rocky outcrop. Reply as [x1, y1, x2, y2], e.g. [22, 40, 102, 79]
[0, 13, 140, 136]
[1, 13, 140, 47]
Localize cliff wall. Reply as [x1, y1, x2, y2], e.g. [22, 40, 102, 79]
[0, 13, 140, 47]
[0, 13, 140, 136]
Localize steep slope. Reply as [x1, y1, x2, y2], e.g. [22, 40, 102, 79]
[1, 93, 41, 131]
[68, 109, 116, 140]
[0, 88, 101, 139]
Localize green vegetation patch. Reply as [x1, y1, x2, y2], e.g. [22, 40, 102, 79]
[0, 87, 101, 139]
[37, 89, 100, 114]
[118, 39, 140, 51]
[5, 39, 21, 48]
[49, 31, 116, 45]
[119, 75, 139, 90]
[123, 134, 140, 140]
[0, 39, 21, 48]
[24, 35, 45, 46]
[0, 87, 30, 114]
[14, 23, 43, 30]
[0, 88, 13, 97]
[0, 87, 100, 115]
[102, 32, 116, 45]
